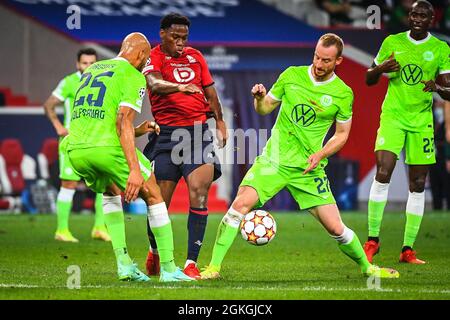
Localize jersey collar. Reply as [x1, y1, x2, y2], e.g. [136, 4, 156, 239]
[406, 31, 431, 45]
[113, 56, 129, 62]
[308, 65, 336, 86]
[76, 71, 82, 78]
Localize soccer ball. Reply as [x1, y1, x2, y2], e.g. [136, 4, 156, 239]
[240, 210, 276, 246]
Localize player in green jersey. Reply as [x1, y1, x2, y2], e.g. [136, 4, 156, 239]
[201, 34, 399, 280]
[66, 33, 194, 282]
[364, 0, 450, 264]
[44, 48, 111, 243]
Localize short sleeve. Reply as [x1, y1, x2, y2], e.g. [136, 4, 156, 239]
[373, 36, 392, 66]
[120, 71, 147, 113]
[142, 52, 162, 76]
[52, 78, 68, 102]
[336, 91, 353, 123]
[438, 43, 450, 75]
[197, 52, 214, 87]
[268, 67, 291, 101]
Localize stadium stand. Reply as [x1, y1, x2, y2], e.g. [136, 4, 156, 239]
[37, 138, 58, 181]
[0, 139, 34, 212]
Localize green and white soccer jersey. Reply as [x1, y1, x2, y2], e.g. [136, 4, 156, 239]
[66, 57, 150, 193]
[68, 57, 146, 149]
[241, 65, 353, 209]
[262, 65, 353, 168]
[52, 71, 81, 129]
[374, 31, 450, 164]
[52, 71, 82, 180]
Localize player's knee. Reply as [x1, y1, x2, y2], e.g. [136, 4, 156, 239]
[141, 182, 164, 205]
[376, 167, 392, 183]
[231, 196, 253, 214]
[188, 183, 210, 206]
[330, 225, 354, 244]
[328, 223, 345, 237]
[409, 177, 426, 193]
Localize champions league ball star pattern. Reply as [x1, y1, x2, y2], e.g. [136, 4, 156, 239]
[240, 210, 276, 246]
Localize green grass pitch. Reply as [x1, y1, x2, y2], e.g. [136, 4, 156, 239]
[0, 212, 449, 300]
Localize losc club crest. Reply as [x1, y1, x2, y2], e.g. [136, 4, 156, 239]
[401, 64, 423, 85]
[291, 104, 316, 127]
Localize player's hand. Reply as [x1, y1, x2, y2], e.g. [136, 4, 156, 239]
[178, 84, 202, 94]
[251, 84, 267, 100]
[446, 129, 450, 144]
[216, 119, 228, 148]
[421, 80, 439, 92]
[135, 120, 160, 137]
[125, 169, 144, 203]
[56, 126, 69, 137]
[380, 52, 400, 73]
[303, 152, 324, 175]
[446, 160, 450, 173]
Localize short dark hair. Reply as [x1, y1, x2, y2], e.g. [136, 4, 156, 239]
[77, 48, 97, 61]
[319, 33, 344, 57]
[160, 13, 191, 30]
[412, 0, 434, 15]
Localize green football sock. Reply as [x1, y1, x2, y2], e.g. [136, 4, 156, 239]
[210, 220, 240, 268]
[93, 193, 105, 229]
[56, 187, 75, 232]
[152, 223, 176, 273]
[368, 199, 386, 238]
[403, 213, 423, 248]
[338, 232, 371, 274]
[56, 200, 72, 231]
[104, 211, 128, 256]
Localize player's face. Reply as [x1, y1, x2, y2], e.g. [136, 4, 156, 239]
[408, 5, 433, 34]
[312, 43, 342, 79]
[160, 24, 189, 57]
[77, 54, 97, 73]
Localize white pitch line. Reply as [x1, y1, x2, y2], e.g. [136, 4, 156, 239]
[1, 283, 449, 294]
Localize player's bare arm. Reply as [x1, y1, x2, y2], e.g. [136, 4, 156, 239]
[116, 106, 144, 203]
[421, 74, 450, 100]
[135, 120, 160, 137]
[365, 53, 401, 86]
[204, 85, 228, 148]
[43, 95, 68, 137]
[303, 119, 352, 174]
[252, 84, 280, 115]
[146, 72, 201, 95]
[445, 100, 450, 143]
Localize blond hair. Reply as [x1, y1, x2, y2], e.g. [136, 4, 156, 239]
[319, 33, 344, 57]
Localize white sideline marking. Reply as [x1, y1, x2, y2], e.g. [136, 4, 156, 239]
[1, 283, 449, 294]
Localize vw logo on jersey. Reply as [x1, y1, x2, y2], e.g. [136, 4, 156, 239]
[401, 64, 423, 85]
[320, 95, 333, 107]
[173, 67, 195, 83]
[291, 104, 316, 127]
[423, 51, 434, 61]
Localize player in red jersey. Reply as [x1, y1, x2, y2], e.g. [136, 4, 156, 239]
[142, 13, 228, 279]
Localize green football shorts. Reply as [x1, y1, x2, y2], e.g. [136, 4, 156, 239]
[67, 146, 152, 193]
[240, 155, 336, 210]
[59, 137, 81, 181]
[375, 120, 436, 165]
